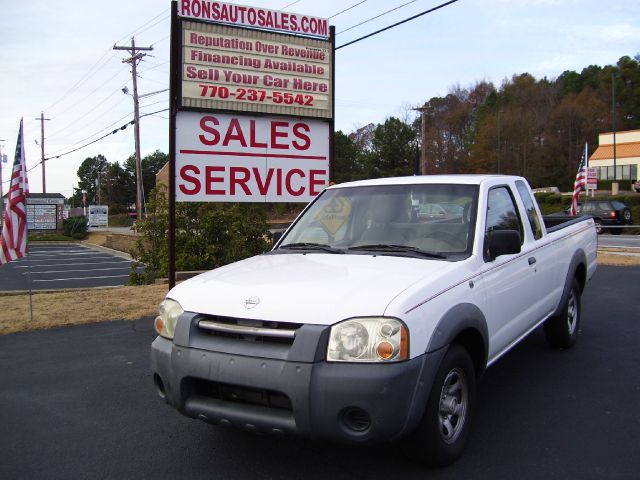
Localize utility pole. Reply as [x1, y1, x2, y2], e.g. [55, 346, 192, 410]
[114, 37, 153, 220]
[412, 106, 428, 174]
[36, 112, 51, 193]
[611, 72, 618, 194]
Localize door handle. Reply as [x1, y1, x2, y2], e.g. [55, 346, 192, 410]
[528, 257, 537, 265]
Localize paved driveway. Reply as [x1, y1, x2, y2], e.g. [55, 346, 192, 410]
[0, 243, 138, 291]
[0, 266, 638, 479]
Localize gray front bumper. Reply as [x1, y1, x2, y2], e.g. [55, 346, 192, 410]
[151, 314, 445, 444]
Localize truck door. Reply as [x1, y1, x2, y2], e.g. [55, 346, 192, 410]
[514, 180, 561, 316]
[480, 185, 546, 360]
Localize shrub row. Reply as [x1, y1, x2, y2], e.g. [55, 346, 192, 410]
[129, 186, 272, 285]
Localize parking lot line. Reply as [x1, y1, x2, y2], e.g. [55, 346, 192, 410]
[23, 254, 123, 261]
[32, 275, 131, 283]
[23, 267, 132, 275]
[13, 261, 131, 268]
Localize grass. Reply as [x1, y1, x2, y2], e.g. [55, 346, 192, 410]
[29, 233, 76, 242]
[0, 283, 168, 335]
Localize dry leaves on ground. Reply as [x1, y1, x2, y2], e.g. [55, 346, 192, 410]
[0, 283, 168, 335]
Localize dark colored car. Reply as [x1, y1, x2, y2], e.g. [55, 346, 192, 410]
[573, 200, 633, 234]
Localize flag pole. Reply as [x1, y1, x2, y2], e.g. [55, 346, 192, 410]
[26, 231, 33, 323]
[0, 119, 32, 320]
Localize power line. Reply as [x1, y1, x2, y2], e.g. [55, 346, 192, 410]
[37, 108, 169, 166]
[48, 65, 130, 121]
[44, 120, 136, 162]
[280, 0, 303, 10]
[329, 1, 369, 19]
[114, 8, 170, 45]
[47, 82, 131, 141]
[130, 12, 171, 39]
[44, 51, 117, 113]
[45, 9, 169, 119]
[337, 0, 459, 50]
[338, 0, 419, 35]
[47, 108, 136, 156]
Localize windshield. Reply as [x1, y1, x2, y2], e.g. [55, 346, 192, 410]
[277, 183, 479, 260]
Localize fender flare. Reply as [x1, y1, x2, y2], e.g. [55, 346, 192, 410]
[552, 249, 587, 318]
[425, 303, 489, 366]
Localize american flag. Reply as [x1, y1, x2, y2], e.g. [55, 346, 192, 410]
[0, 119, 30, 265]
[569, 145, 587, 216]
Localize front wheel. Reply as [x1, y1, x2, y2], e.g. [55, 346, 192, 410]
[405, 345, 476, 467]
[544, 278, 581, 349]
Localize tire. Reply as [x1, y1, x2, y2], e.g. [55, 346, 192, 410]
[405, 345, 476, 467]
[593, 219, 603, 235]
[544, 278, 581, 349]
[622, 209, 632, 223]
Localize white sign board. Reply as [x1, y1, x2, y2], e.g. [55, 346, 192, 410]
[176, 111, 329, 202]
[26, 204, 57, 230]
[88, 205, 109, 227]
[182, 25, 332, 118]
[586, 167, 597, 190]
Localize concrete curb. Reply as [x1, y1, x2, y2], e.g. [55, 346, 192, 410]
[81, 241, 133, 260]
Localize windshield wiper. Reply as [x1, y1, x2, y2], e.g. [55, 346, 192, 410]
[348, 244, 446, 259]
[279, 243, 344, 254]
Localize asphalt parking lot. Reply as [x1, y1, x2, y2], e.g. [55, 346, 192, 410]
[0, 244, 138, 291]
[0, 265, 638, 479]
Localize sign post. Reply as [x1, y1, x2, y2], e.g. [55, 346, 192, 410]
[168, 0, 334, 288]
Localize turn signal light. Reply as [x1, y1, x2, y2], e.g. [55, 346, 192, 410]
[376, 341, 395, 359]
[154, 316, 166, 335]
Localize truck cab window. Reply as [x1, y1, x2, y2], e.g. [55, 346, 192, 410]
[515, 180, 544, 240]
[485, 186, 524, 242]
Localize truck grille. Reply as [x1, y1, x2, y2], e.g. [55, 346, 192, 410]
[197, 316, 302, 345]
[186, 378, 293, 411]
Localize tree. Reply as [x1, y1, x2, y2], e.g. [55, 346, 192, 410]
[371, 117, 417, 178]
[124, 150, 168, 211]
[74, 155, 108, 205]
[101, 162, 134, 213]
[334, 131, 362, 183]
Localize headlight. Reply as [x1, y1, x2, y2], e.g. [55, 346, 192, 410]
[327, 317, 408, 362]
[154, 298, 184, 339]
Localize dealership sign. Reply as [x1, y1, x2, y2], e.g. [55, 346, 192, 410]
[176, 111, 329, 202]
[181, 24, 332, 118]
[178, 0, 329, 38]
[168, 0, 334, 284]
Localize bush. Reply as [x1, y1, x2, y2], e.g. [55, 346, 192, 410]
[63, 216, 88, 239]
[129, 186, 272, 284]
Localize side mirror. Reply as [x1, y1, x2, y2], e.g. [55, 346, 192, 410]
[484, 230, 521, 261]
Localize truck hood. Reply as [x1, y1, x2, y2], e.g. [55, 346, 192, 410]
[167, 253, 457, 326]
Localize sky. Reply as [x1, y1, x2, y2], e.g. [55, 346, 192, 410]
[1, 0, 638, 198]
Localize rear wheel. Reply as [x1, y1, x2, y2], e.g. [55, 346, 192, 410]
[593, 219, 603, 235]
[544, 279, 581, 349]
[405, 345, 476, 467]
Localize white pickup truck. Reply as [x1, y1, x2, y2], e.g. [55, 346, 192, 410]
[151, 175, 597, 466]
